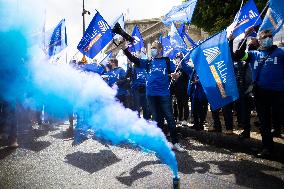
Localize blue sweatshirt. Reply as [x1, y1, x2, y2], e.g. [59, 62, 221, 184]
[140, 58, 176, 96]
[105, 67, 128, 96]
[129, 66, 147, 89]
[123, 49, 176, 96]
[247, 46, 284, 91]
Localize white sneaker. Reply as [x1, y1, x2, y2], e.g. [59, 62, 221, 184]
[168, 142, 174, 149]
[181, 121, 187, 125]
[173, 143, 185, 152]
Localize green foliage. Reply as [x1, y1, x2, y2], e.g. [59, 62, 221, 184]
[183, 0, 268, 34]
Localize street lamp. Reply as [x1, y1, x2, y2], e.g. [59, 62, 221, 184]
[81, 0, 90, 64]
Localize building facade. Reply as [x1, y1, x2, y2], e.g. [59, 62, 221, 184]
[106, 18, 209, 57]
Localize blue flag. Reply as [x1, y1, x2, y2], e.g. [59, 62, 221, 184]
[162, 0, 198, 26]
[259, 0, 284, 36]
[161, 36, 175, 59]
[187, 30, 239, 110]
[129, 25, 144, 53]
[169, 23, 187, 51]
[230, 0, 262, 38]
[98, 51, 112, 66]
[45, 19, 67, 57]
[77, 11, 113, 59]
[178, 24, 197, 47]
[111, 14, 125, 39]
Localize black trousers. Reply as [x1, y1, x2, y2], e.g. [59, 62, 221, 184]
[235, 95, 253, 132]
[176, 94, 190, 121]
[255, 88, 284, 151]
[211, 103, 233, 131]
[192, 98, 208, 128]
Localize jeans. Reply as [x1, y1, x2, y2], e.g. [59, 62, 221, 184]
[132, 88, 151, 120]
[0, 100, 17, 138]
[147, 96, 178, 144]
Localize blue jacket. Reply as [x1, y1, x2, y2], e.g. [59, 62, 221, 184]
[105, 67, 128, 96]
[80, 63, 105, 75]
[247, 46, 284, 91]
[124, 50, 176, 96]
[128, 66, 147, 89]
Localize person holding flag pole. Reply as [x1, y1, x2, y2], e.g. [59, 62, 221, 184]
[122, 40, 185, 152]
[231, 0, 284, 158]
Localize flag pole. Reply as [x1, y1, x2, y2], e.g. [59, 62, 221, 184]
[81, 0, 90, 64]
[237, 1, 269, 50]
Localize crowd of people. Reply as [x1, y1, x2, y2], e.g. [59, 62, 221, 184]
[1, 28, 283, 158]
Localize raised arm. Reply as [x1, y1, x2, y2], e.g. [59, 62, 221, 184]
[123, 48, 141, 66]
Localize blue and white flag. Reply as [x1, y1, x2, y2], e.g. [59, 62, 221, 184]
[169, 23, 187, 51]
[111, 14, 125, 29]
[259, 0, 284, 36]
[178, 23, 197, 47]
[77, 11, 113, 59]
[129, 25, 144, 53]
[43, 19, 67, 57]
[228, 0, 262, 38]
[98, 51, 112, 66]
[187, 30, 239, 110]
[162, 0, 198, 26]
[161, 36, 175, 59]
[111, 14, 125, 39]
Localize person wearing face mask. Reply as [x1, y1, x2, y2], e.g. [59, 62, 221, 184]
[123, 40, 185, 152]
[232, 27, 284, 158]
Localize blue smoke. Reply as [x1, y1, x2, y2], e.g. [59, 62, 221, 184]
[0, 1, 178, 178]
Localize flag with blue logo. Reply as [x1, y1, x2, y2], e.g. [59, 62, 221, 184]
[129, 25, 144, 53]
[259, 0, 284, 36]
[169, 23, 187, 51]
[178, 23, 197, 47]
[162, 0, 198, 26]
[161, 36, 175, 59]
[228, 0, 262, 38]
[44, 19, 67, 57]
[98, 51, 112, 66]
[187, 30, 239, 110]
[77, 11, 113, 59]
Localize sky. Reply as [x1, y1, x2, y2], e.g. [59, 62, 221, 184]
[10, 0, 182, 61]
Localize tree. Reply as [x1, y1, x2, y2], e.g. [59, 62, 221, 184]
[184, 0, 268, 34]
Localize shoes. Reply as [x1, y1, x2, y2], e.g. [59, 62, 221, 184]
[181, 121, 188, 126]
[207, 128, 222, 133]
[191, 125, 204, 131]
[224, 130, 234, 135]
[256, 149, 272, 158]
[271, 129, 281, 138]
[172, 143, 186, 152]
[9, 137, 19, 148]
[238, 131, 250, 139]
[168, 142, 174, 149]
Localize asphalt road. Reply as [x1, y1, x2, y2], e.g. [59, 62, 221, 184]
[0, 123, 283, 189]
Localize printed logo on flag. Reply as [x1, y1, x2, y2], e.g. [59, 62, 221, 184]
[98, 20, 110, 33]
[203, 47, 221, 64]
[77, 11, 113, 59]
